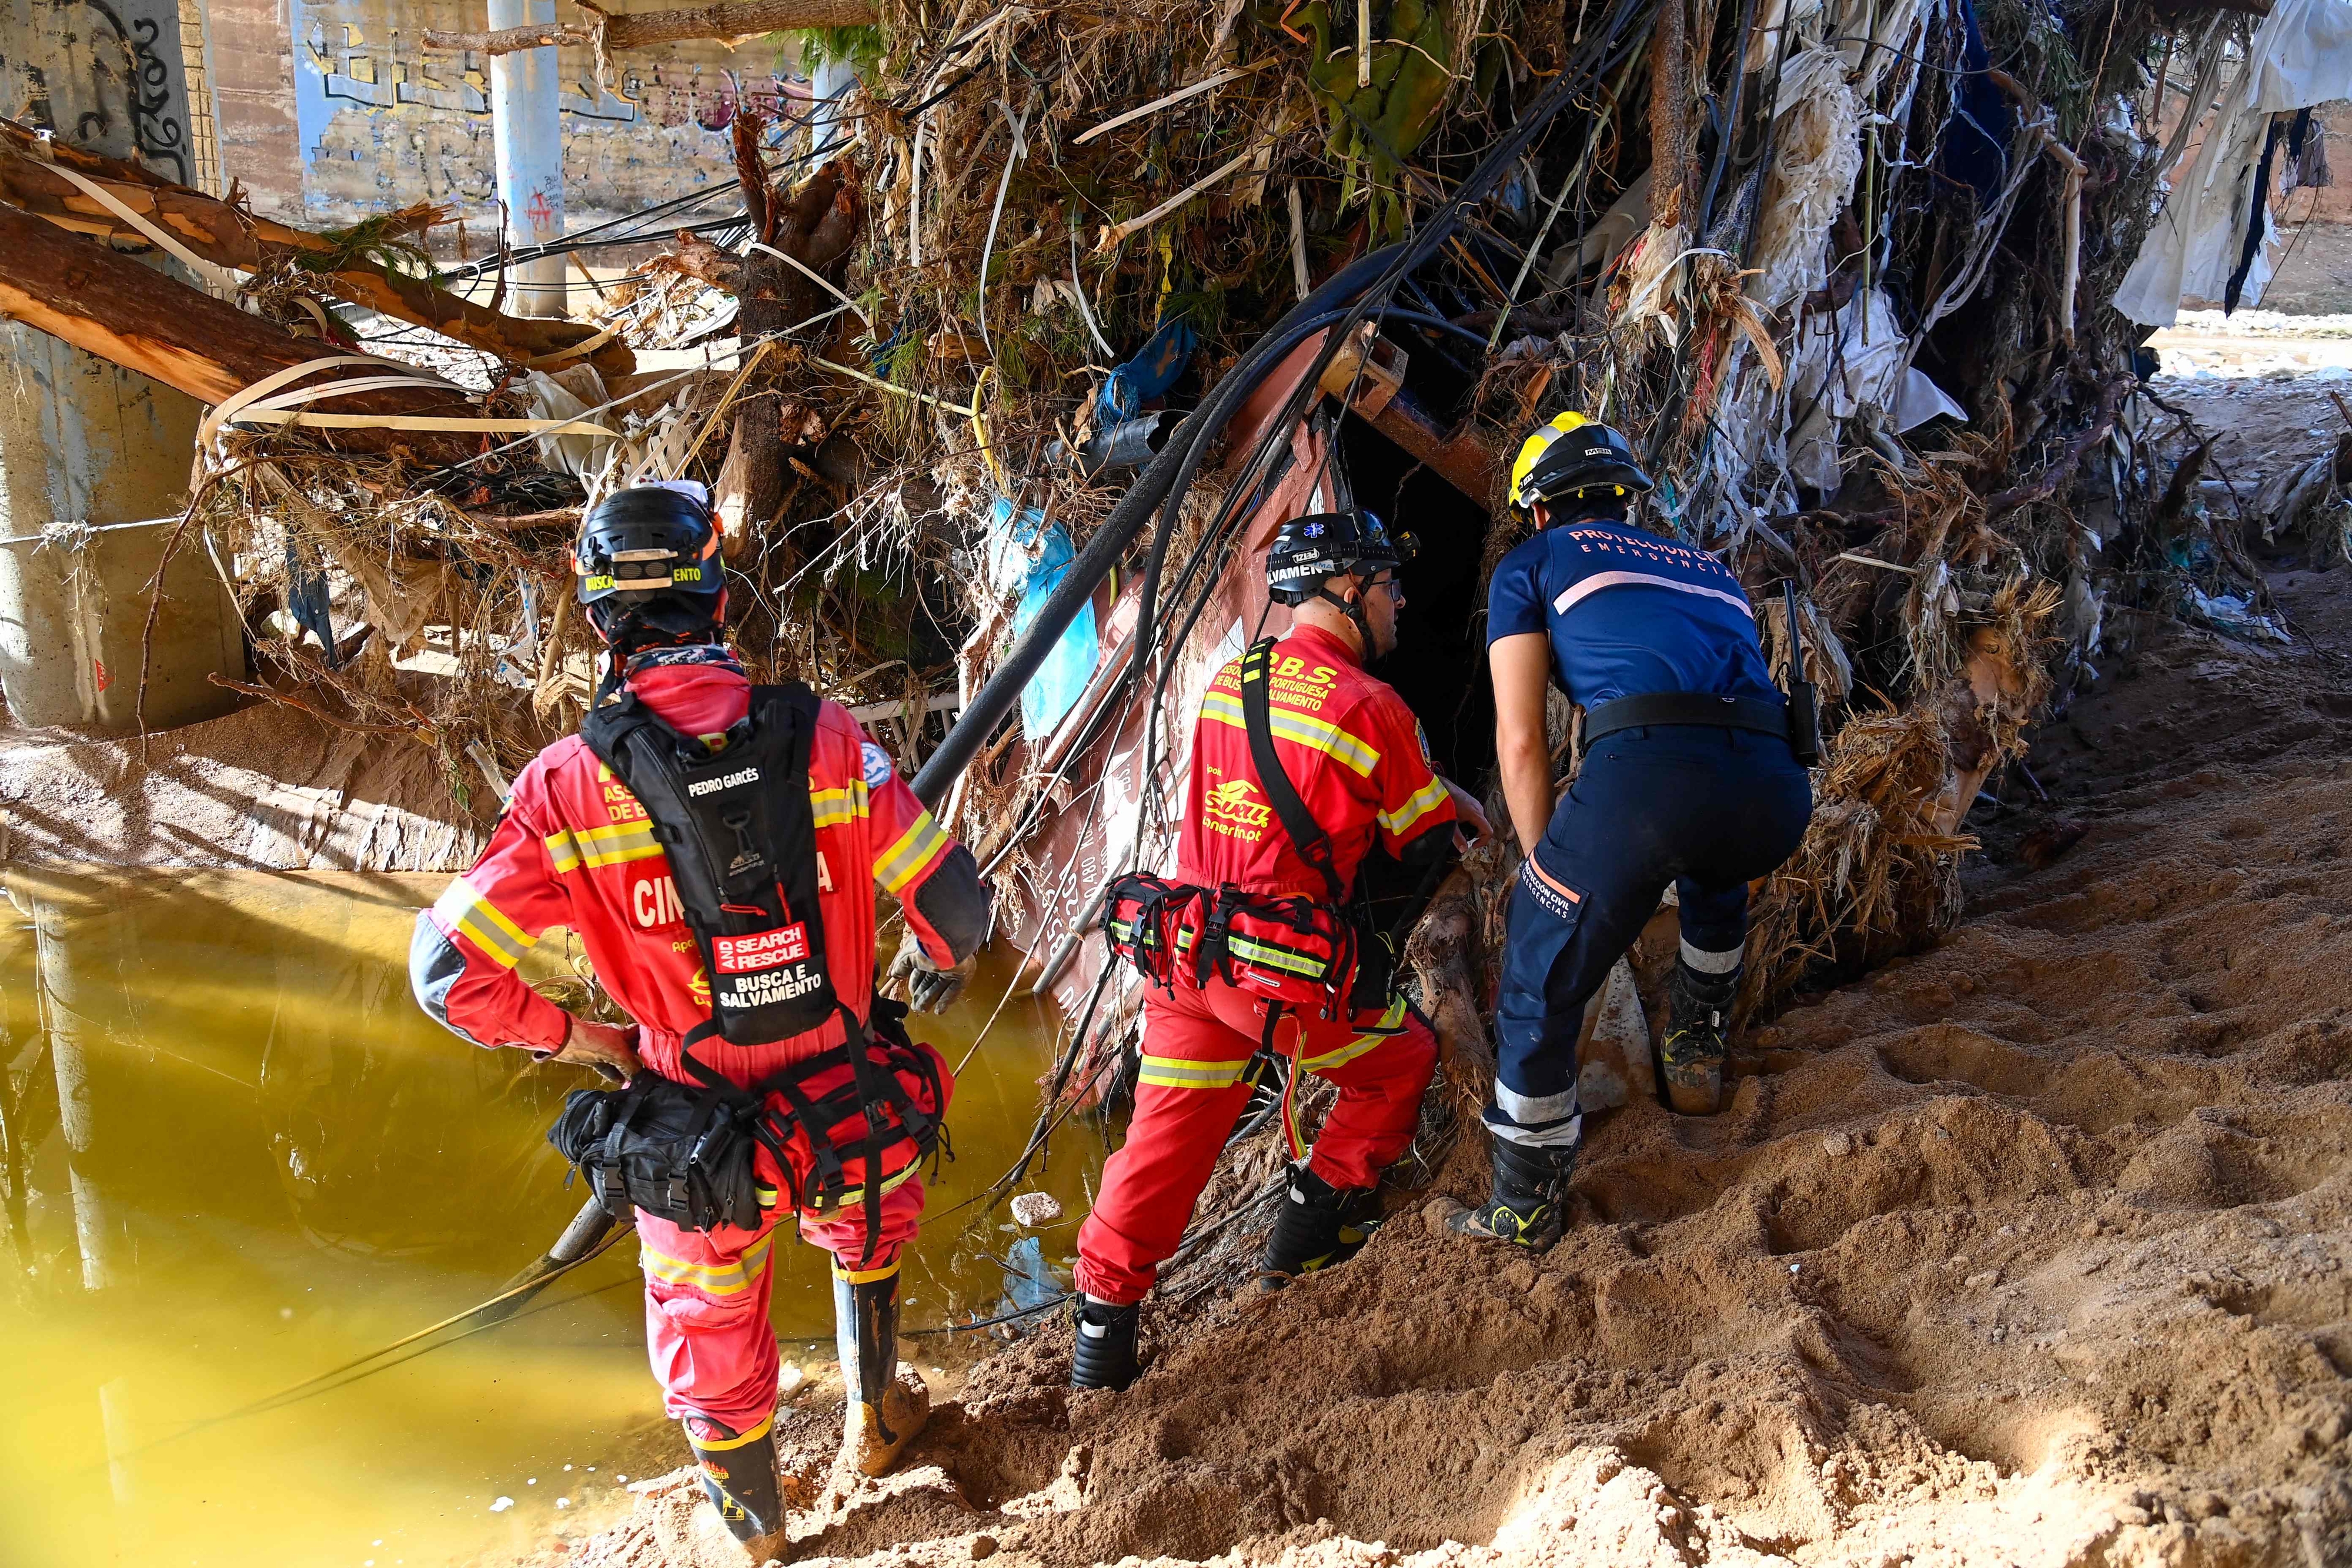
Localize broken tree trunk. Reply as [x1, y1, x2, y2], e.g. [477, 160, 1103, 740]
[0, 122, 632, 378]
[422, 0, 873, 54]
[709, 142, 863, 553]
[0, 205, 485, 462]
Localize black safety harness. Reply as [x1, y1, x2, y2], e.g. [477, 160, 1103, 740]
[547, 682, 946, 1262]
[1103, 636, 1457, 1151]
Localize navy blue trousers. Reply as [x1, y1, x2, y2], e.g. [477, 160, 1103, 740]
[1493, 724, 1812, 1142]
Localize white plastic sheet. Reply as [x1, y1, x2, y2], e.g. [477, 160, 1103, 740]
[1785, 289, 1967, 491]
[2113, 0, 2352, 325]
[1747, 48, 1864, 311]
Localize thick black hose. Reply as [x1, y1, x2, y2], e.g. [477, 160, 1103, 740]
[911, 246, 1411, 809]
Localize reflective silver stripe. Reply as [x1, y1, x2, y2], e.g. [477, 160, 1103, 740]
[1551, 569, 1756, 620]
[1495, 1079, 1580, 1125]
[1679, 939, 1743, 974]
[1491, 1109, 1583, 1149]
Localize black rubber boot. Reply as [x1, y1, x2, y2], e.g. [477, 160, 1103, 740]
[1659, 959, 1739, 1116]
[834, 1269, 928, 1476]
[1259, 1161, 1382, 1286]
[1445, 1128, 1576, 1251]
[1069, 1295, 1142, 1390]
[684, 1415, 786, 1544]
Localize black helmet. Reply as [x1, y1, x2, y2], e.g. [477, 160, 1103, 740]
[1267, 509, 1417, 607]
[576, 485, 726, 654]
[1509, 412, 1655, 511]
[576, 484, 723, 609]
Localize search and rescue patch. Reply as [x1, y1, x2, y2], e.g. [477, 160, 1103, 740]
[713, 922, 812, 974]
[861, 742, 895, 788]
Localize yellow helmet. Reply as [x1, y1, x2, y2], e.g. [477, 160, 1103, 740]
[1509, 411, 1655, 511]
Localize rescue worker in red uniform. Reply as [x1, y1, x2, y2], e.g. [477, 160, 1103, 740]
[410, 484, 990, 1557]
[1074, 509, 1488, 1389]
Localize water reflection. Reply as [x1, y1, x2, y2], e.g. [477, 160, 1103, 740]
[0, 867, 1091, 1567]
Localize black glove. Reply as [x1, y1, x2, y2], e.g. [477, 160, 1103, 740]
[887, 929, 974, 1012]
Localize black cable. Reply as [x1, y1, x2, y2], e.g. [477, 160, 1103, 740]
[905, 1292, 1073, 1336]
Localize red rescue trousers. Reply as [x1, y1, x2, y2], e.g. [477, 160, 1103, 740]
[1074, 975, 1438, 1305]
[637, 1148, 928, 1435]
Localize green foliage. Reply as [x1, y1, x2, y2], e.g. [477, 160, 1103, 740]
[1977, 0, 2090, 143]
[1273, 0, 1459, 240]
[298, 215, 439, 283]
[794, 24, 889, 76]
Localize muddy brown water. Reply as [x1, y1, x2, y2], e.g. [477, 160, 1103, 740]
[0, 867, 1089, 1567]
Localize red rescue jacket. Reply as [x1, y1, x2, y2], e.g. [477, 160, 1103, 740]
[412, 660, 967, 1089]
[1178, 624, 1457, 901]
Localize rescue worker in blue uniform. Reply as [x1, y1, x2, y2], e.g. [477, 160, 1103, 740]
[1450, 413, 1815, 1250]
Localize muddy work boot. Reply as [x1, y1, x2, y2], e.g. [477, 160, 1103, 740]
[684, 1413, 789, 1553]
[1259, 1161, 1382, 1287]
[834, 1267, 929, 1477]
[1659, 958, 1740, 1116]
[1069, 1295, 1142, 1391]
[1446, 1128, 1575, 1251]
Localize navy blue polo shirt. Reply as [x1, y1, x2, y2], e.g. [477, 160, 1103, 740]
[1485, 516, 1782, 709]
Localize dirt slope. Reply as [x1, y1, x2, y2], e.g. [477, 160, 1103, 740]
[540, 529, 2352, 1568]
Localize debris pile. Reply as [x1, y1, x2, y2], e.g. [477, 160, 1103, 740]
[0, 0, 2316, 1242]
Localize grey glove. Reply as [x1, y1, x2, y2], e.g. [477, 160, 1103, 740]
[887, 928, 974, 1012]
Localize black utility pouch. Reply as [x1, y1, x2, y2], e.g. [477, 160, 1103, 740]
[548, 1074, 767, 1233]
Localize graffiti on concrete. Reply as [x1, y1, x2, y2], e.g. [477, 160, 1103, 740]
[61, 0, 195, 183]
[282, 0, 810, 220]
[690, 68, 812, 133]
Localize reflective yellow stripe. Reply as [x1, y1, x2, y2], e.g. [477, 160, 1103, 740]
[829, 1256, 902, 1283]
[755, 1183, 779, 1208]
[431, 877, 531, 968]
[689, 1413, 775, 1449]
[1378, 775, 1450, 836]
[543, 819, 663, 873]
[1226, 934, 1328, 978]
[810, 781, 868, 829]
[1200, 691, 1381, 776]
[1299, 997, 1411, 1071]
[827, 1160, 924, 1211]
[875, 810, 949, 893]
[640, 1230, 776, 1296]
[1137, 1055, 1252, 1089]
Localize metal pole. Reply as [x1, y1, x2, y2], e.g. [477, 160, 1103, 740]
[489, 0, 568, 319]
